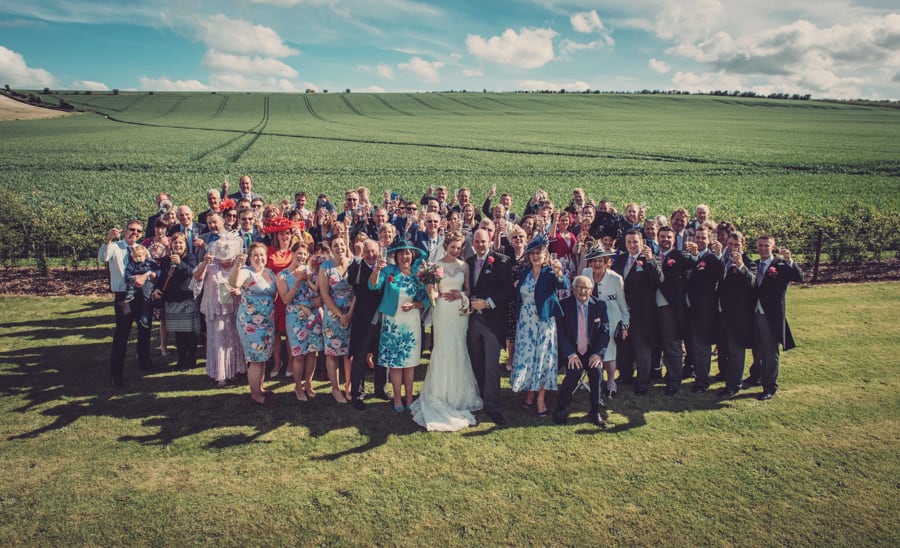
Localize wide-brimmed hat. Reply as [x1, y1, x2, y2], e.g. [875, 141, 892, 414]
[262, 216, 303, 234]
[387, 238, 424, 260]
[584, 244, 616, 262]
[525, 233, 549, 255]
[208, 232, 242, 261]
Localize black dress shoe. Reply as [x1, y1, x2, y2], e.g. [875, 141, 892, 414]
[140, 362, 161, 372]
[664, 386, 678, 396]
[683, 366, 695, 378]
[110, 378, 124, 389]
[352, 399, 366, 410]
[607, 389, 617, 399]
[588, 410, 606, 428]
[372, 390, 391, 401]
[618, 377, 635, 385]
[710, 373, 726, 382]
[691, 384, 708, 393]
[552, 411, 568, 425]
[634, 387, 649, 396]
[488, 412, 506, 425]
[717, 389, 738, 400]
[741, 377, 761, 390]
[757, 391, 775, 401]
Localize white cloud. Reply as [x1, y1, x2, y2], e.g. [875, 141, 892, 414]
[0, 45, 56, 88]
[377, 64, 395, 79]
[358, 85, 386, 92]
[203, 50, 298, 78]
[209, 73, 298, 91]
[463, 68, 484, 77]
[197, 14, 299, 57]
[665, 14, 900, 98]
[70, 80, 109, 91]
[671, 70, 744, 92]
[517, 79, 590, 92]
[559, 38, 612, 54]
[466, 27, 557, 69]
[655, 0, 724, 42]
[649, 58, 671, 74]
[139, 76, 210, 91]
[398, 57, 444, 82]
[571, 10, 608, 34]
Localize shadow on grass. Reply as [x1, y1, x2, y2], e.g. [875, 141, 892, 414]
[2, 305, 731, 457]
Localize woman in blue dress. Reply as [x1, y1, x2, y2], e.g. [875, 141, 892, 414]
[369, 238, 429, 412]
[510, 233, 568, 417]
[318, 236, 355, 403]
[276, 243, 323, 402]
[229, 242, 277, 405]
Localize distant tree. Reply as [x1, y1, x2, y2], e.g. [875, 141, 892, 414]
[85, 90, 92, 95]
[306, 88, 315, 93]
[4, 84, 9, 91]
[345, 88, 351, 93]
[112, 89, 119, 95]
[148, 91, 154, 95]
[42, 87, 51, 94]
[323, 89, 328, 93]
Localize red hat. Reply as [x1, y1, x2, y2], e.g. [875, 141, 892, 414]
[263, 216, 299, 234]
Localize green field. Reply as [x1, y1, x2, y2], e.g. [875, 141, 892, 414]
[4, 92, 900, 225]
[1, 283, 898, 545]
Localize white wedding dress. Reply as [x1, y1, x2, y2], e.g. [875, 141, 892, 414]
[410, 260, 483, 431]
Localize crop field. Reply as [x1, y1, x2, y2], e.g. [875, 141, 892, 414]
[3, 91, 899, 225]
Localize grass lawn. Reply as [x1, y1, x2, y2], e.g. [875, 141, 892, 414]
[1, 282, 898, 545]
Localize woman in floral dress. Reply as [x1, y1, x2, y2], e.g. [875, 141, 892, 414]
[277, 244, 323, 401]
[369, 239, 429, 412]
[318, 236, 355, 403]
[229, 242, 277, 405]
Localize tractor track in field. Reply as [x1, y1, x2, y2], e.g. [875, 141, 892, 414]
[372, 94, 413, 116]
[438, 93, 491, 111]
[339, 94, 365, 117]
[405, 94, 463, 116]
[209, 95, 229, 120]
[160, 96, 186, 118]
[303, 94, 328, 122]
[229, 95, 269, 163]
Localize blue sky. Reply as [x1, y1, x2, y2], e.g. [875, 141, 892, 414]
[1, 0, 898, 99]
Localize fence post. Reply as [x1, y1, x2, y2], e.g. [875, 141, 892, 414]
[812, 229, 823, 284]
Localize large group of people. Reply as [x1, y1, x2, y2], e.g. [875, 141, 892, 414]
[100, 175, 803, 431]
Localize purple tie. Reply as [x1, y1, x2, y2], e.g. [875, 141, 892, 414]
[577, 303, 588, 355]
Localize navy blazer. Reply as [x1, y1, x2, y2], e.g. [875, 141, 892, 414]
[685, 250, 724, 344]
[717, 262, 755, 349]
[612, 253, 662, 339]
[517, 265, 568, 322]
[658, 249, 692, 337]
[556, 295, 610, 359]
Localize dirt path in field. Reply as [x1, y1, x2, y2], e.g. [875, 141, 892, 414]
[0, 94, 73, 121]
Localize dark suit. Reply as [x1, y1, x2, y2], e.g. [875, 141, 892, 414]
[466, 251, 513, 415]
[685, 251, 723, 389]
[656, 249, 692, 390]
[612, 253, 662, 392]
[228, 191, 265, 203]
[347, 258, 387, 401]
[752, 257, 803, 394]
[717, 259, 755, 392]
[167, 222, 205, 255]
[555, 296, 610, 414]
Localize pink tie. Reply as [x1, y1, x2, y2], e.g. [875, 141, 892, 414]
[626, 255, 635, 273]
[577, 303, 588, 355]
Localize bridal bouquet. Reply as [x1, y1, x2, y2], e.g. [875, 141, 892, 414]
[417, 262, 444, 307]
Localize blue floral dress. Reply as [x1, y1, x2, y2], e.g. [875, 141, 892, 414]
[279, 267, 323, 356]
[237, 268, 277, 362]
[510, 271, 559, 392]
[379, 271, 422, 369]
[321, 259, 353, 357]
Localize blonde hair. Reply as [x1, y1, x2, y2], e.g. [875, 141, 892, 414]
[130, 244, 149, 262]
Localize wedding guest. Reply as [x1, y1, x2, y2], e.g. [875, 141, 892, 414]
[230, 242, 277, 405]
[277, 244, 323, 401]
[265, 217, 296, 378]
[510, 233, 568, 417]
[582, 246, 629, 398]
[503, 225, 528, 369]
[318, 236, 355, 403]
[369, 238, 429, 412]
[154, 232, 200, 372]
[193, 234, 246, 387]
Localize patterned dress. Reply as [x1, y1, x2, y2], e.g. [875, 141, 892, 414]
[280, 267, 324, 356]
[199, 262, 246, 383]
[321, 259, 353, 357]
[237, 268, 277, 362]
[510, 271, 559, 392]
[379, 271, 422, 369]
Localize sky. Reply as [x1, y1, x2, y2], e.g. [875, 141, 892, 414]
[0, 0, 898, 99]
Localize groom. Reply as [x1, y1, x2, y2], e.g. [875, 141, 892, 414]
[466, 229, 514, 425]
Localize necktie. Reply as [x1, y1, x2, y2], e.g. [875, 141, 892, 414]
[577, 303, 588, 355]
[757, 260, 766, 285]
[186, 228, 193, 253]
[626, 255, 635, 274]
[475, 257, 484, 285]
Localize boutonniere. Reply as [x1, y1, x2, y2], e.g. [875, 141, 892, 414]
[636, 260, 644, 267]
[487, 256, 495, 265]
[698, 261, 707, 270]
[767, 266, 778, 276]
[387, 275, 395, 283]
[666, 258, 676, 267]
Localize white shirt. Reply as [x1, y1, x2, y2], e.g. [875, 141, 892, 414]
[98, 240, 130, 292]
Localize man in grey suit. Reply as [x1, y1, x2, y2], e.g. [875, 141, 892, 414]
[466, 229, 513, 425]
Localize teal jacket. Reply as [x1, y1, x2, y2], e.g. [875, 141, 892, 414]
[369, 263, 431, 317]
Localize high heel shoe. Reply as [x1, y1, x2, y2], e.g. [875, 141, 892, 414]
[331, 387, 347, 404]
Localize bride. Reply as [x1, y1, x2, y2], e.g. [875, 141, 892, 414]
[410, 232, 483, 431]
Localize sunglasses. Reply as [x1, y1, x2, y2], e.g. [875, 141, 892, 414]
[127, 228, 143, 233]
